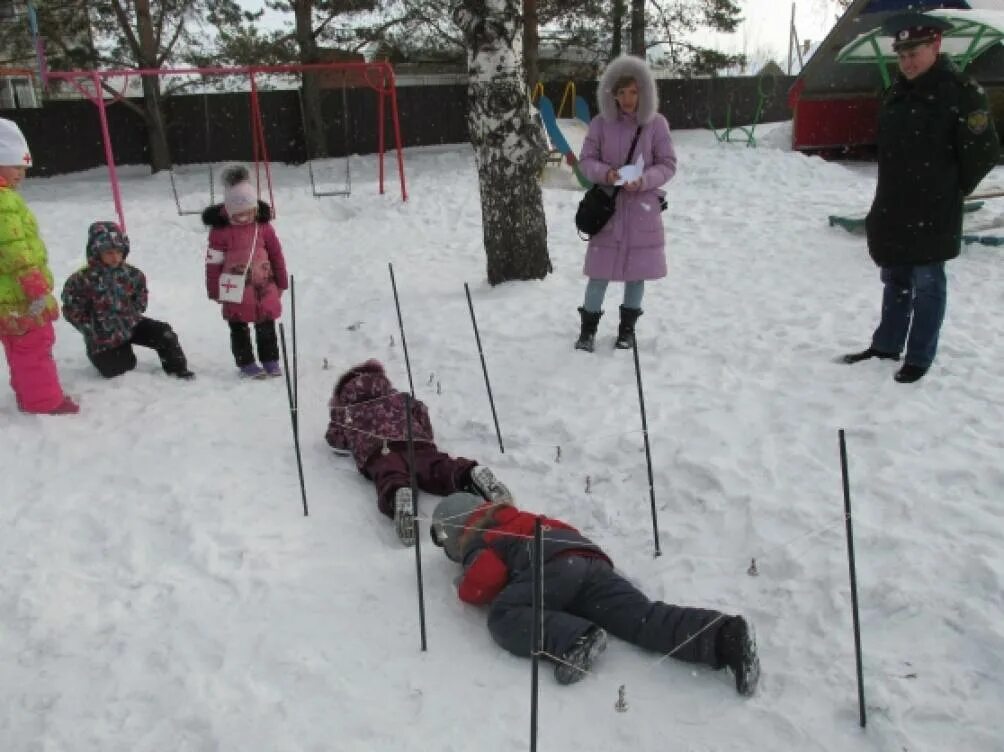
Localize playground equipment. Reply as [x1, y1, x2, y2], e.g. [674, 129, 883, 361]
[297, 71, 353, 198]
[828, 191, 1004, 248]
[533, 82, 593, 190]
[40, 62, 407, 233]
[167, 89, 215, 216]
[708, 74, 769, 148]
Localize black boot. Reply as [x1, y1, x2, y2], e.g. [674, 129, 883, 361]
[158, 327, 194, 379]
[842, 347, 900, 364]
[614, 306, 642, 350]
[715, 615, 760, 697]
[894, 363, 928, 383]
[574, 307, 603, 352]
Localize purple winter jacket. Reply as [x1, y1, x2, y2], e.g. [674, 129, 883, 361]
[578, 55, 678, 282]
[325, 359, 435, 470]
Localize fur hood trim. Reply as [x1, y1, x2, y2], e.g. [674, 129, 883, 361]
[201, 200, 273, 228]
[597, 55, 659, 125]
[334, 359, 386, 397]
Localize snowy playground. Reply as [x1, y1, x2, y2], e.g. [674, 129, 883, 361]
[2, 122, 1004, 751]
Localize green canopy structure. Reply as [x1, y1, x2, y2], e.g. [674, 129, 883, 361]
[837, 9, 1004, 87]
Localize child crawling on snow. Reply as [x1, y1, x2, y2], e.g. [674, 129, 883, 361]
[430, 492, 760, 694]
[325, 359, 512, 546]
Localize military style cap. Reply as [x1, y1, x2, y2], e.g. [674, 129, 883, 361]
[882, 12, 954, 52]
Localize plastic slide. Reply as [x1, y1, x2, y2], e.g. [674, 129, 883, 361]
[537, 95, 592, 189]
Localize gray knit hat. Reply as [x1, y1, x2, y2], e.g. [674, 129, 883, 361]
[430, 492, 484, 562]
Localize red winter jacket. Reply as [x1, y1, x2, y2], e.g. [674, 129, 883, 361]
[457, 505, 611, 605]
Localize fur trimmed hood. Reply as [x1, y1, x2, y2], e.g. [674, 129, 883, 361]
[334, 358, 388, 400]
[597, 55, 659, 125]
[201, 200, 273, 228]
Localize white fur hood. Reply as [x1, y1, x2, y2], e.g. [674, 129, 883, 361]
[597, 55, 659, 124]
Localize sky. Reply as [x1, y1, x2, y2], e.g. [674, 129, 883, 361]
[692, 0, 849, 68]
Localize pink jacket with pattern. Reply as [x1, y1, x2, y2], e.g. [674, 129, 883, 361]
[325, 359, 435, 470]
[203, 202, 288, 324]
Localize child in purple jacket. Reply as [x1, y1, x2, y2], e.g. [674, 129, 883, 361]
[325, 359, 512, 546]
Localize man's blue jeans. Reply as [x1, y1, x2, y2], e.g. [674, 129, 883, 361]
[871, 262, 947, 368]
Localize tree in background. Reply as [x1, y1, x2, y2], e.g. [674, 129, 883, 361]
[452, 0, 552, 284]
[206, 0, 381, 161]
[0, 0, 250, 172]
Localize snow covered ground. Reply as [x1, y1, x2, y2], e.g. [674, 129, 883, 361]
[2, 122, 1003, 751]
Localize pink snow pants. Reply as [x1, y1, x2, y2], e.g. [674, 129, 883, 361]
[1, 322, 66, 413]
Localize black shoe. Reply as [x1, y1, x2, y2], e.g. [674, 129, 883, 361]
[716, 616, 760, 696]
[175, 369, 196, 381]
[574, 307, 603, 353]
[554, 626, 607, 685]
[894, 364, 928, 383]
[614, 306, 643, 350]
[842, 347, 900, 364]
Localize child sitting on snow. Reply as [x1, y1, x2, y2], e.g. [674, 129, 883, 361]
[325, 359, 513, 546]
[61, 221, 194, 380]
[203, 165, 288, 379]
[430, 493, 760, 695]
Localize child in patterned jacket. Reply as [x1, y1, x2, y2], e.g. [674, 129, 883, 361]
[61, 222, 194, 380]
[203, 165, 288, 380]
[325, 359, 513, 546]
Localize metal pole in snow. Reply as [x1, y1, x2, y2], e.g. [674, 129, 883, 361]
[839, 429, 866, 728]
[529, 516, 543, 752]
[464, 283, 504, 454]
[279, 323, 308, 516]
[405, 394, 428, 651]
[631, 336, 661, 556]
[388, 262, 416, 398]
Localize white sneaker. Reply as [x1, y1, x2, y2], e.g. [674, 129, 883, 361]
[394, 487, 416, 546]
[469, 466, 512, 503]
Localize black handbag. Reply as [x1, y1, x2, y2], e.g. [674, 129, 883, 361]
[575, 126, 643, 239]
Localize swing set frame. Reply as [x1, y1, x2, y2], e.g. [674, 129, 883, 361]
[42, 61, 408, 233]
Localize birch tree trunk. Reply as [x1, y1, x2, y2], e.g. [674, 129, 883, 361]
[453, 0, 551, 285]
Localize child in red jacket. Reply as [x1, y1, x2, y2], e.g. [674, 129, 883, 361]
[431, 493, 760, 695]
[325, 359, 512, 546]
[203, 166, 287, 380]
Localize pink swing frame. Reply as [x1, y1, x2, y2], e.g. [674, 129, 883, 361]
[43, 61, 409, 232]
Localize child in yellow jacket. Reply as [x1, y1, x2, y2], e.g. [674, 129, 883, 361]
[0, 118, 77, 414]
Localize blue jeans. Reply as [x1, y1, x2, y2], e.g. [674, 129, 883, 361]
[582, 279, 644, 313]
[871, 263, 947, 368]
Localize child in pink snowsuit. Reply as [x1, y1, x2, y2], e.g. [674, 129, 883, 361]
[0, 118, 78, 414]
[203, 165, 288, 379]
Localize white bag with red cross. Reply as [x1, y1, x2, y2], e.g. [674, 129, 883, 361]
[217, 225, 259, 303]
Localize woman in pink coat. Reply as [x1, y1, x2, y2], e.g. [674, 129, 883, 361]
[575, 55, 678, 352]
[203, 166, 288, 379]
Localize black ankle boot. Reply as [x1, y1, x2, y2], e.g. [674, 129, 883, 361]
[715, 615, 760, 696]
[574, 307, 603, 352]
[614, 306, 643, 349]
[894, 363, 928, 383]
[842, 347, 900, 364]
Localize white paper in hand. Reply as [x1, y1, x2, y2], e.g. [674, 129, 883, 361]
[615, 154, 645, 186]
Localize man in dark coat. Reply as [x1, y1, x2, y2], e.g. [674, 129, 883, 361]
[844, 12, 1000, 383]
